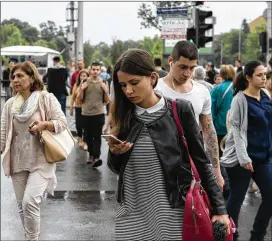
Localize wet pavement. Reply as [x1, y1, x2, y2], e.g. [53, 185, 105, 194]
[1, 107, 271, 240]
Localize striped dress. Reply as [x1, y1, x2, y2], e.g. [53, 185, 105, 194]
[115, 106, 184, 240]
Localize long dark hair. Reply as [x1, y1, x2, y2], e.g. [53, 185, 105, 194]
[233, 61, 262, 96]
[112, 49, 158, 135]
[76, 69, 89, 86]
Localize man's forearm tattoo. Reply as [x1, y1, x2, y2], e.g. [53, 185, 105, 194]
[202, 115, 220, 168]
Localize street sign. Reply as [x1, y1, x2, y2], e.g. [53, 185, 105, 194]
[161, 19, 188, 39]
[157, 7, 188, 16]
[165, 39, 184, 47]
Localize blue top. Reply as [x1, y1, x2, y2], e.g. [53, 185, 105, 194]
[245, 90, 272, 164]
[211, 80, 233, 136]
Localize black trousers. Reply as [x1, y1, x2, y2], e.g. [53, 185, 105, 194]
[83, 114, 105, 159]
[75, 107, 83, 139]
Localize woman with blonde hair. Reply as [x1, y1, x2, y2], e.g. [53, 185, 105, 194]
[211, 64, 235, 200]
[70, 69, 89, 150]
[1, 61, 67, 240]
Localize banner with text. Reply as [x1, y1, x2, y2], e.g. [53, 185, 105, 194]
[161, 19, 188, 39]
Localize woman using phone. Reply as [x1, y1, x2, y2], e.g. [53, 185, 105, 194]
[107, 49, 230, 240]
[1, 61, 67, 240]
[70, 69, 89, 150]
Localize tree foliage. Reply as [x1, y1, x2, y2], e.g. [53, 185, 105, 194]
[213, 20, 266, 67]
[1, 18, 164, 67]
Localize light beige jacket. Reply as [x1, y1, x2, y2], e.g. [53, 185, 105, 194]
[1, 91, 67, 176]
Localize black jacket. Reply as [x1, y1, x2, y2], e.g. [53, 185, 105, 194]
[108, 98, 227, 215]
[46, 67, 69, 96]
[2, 68, 11, 87]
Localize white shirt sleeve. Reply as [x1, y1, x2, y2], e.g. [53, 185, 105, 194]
[202, 89, 212, 115]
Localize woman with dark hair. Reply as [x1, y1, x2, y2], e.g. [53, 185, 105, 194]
[1, 61, 67, 240]
[221, 61, 272, 241]
[70, 69, 89, 150]
[107, 49, 230, 240]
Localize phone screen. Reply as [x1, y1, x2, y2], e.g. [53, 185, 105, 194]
[101, 135, 122, 144]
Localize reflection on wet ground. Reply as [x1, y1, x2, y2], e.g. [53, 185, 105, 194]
[1, 130, 271, 240]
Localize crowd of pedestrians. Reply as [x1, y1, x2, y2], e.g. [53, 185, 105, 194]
[1, 40, 272, 241]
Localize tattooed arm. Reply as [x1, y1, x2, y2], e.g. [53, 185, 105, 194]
[199, 113, 224, 190]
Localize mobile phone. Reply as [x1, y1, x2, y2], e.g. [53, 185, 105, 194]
[29, 122, 36, 129]
[101, 135, 123, 144]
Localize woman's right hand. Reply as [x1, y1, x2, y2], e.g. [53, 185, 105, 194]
[243, 162, 254, 172]
[108, 137, 133, 155]
[70, 108, 73, 116]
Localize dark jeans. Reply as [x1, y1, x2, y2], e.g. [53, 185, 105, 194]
[83, 114, 105, 159]
[75, 107, 83, 139]
[55, 94, 67, 116]
[226, 162, 272, 239]
[218, 135, 230, 200]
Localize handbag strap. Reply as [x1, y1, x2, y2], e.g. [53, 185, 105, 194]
[172, 99, 200, 182]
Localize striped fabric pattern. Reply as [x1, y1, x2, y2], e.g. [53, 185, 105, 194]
[115, 107, 184, 240]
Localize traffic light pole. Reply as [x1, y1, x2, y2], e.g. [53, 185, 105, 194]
[195, 5, 199, 48]
[267, 2, 272, 64]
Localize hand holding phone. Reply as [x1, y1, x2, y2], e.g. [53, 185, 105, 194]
[101, 135, 122, 144]
[101, 134, 133, 154]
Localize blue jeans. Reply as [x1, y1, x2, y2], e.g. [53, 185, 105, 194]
[56, 94, 67, 116]
[226, 162, 272, 239]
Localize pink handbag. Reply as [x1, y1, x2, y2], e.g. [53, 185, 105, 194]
[172, 100, 236, 241]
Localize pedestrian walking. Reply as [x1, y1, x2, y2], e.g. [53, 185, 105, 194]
[211, 64, 235, 200]
[0, 61, 67, 241]
[2, 58, 18, 101]
[155, 40, 225, 191]
[220, 61, 272, 241]
[70, 59, 85, 94]
[193, 66, 214, 92]
[107, 49, 230, 240]
[70, 69, 89, 150]
[77, 61, 110, 167]
[45, 56, 70, 115]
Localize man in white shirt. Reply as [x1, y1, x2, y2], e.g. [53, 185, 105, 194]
[155, 40, 224, 191]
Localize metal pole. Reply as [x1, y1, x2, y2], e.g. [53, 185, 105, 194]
[76, 2, 84, 61]
[220, 40, 223, 65]
[267, 1, 272, 65]
[238, 28, 241, 60]
[195, 4, 199, 48]
[69, 1, 75, 63]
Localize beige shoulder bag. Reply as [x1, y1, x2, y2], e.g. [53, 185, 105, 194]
[40, 129, 76, 163]
[39, 92, 77, 163]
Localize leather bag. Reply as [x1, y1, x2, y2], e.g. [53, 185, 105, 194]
[39, 128, 76, 163]
[172, 99, 236, 241]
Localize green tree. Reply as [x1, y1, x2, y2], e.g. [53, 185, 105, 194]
[84, 41, 95, 66]
[33, 39, 49, 47]
[0, 24, 27, 47]
[21, 26, 40, 43]
[241, 19, 250, 35]
[138, 2, 185, 30]
[243, 32, 260, 61]
[39, 21, 58, 42]
[2, 18, 39, 44]
[243, 23, 267, 62]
